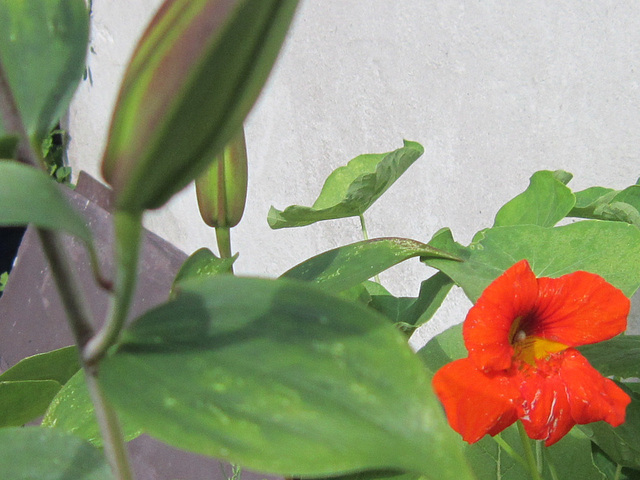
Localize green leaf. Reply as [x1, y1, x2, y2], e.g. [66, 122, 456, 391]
[581, 385, 640, 469]
[306, 470, 424, 480]
[579, 336, 640, 380]
[592, 443, 640, 480]
[464, 425, 604, 480]
[424, 221, 640, 303]
[101, 275, 474, 479]
[402, 272, 455, 331]
[493, 170, 575, 227]
[420, 327, 606, 479]
[0, 380, 62, 427]
[0, 427, 111, 479]
[281, 237, 458, 294]
[0, 161, 92, 244]
[417, 323, 466, 374]
[42, 370, 142, 446]
[171, 247, 236, 298]
[268, 141, 424, 229]
[368, 273, 454, 334]
[0, 0, 89, 142]
[0, 347, 80, 428]
[570, 185, 640, 227]
[102, 0, 299, 212]
[0, 346, 79, 384]
[0, 134, 18, 158]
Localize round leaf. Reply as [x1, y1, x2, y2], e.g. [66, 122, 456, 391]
[424, 221, 640, 302]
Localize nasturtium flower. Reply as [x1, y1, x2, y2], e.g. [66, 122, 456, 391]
[432, 259, 631, 446]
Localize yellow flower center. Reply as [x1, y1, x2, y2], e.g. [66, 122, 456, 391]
[509, 317, 568, 365]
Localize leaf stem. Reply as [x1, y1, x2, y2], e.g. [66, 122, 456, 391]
[359, 214, 381, 283]
[542, 445, 559, 480]
[517, 421, 544, 480]
[84, 210, 142, 365]
[84, 366, 134, 480]
[216, 226, 234, 270]
[0, 57, 135, 479]
[37, 230, 95, 347]
[614, 463, 623, 480]
[536, 440, 543, 474]
[492, 433, 528, 470]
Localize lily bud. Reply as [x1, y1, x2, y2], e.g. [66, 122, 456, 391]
[100, 0, 298, 213]
[195, 127, 247, 228]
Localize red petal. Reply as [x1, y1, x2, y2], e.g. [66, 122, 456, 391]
[518, 349, 631, 446]
[531, 272, 629, 347]
[559, 349, 630, 427]
[432, 358, 519, 443]
[518, 362, 575, 446]
[464, 260, 538, 371]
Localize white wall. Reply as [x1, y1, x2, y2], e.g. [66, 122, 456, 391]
[67, 1, 640, 347]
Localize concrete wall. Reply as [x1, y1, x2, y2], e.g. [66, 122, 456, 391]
[67, 1, 640, 347]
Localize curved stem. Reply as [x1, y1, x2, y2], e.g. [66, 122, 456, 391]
[359, 214, 381, 283]
[517, 421, 544, 480]
[84, 210, 142, 365]
[84, 366, 134, 480]
[614, 463, 623, 480]
[492, 433, 528, 470]
[0, 57, 135, 479]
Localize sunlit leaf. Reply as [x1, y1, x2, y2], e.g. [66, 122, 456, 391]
[170, 247, 236, 298]
[268, 141, 424, 229]
[0, 380, 61, 427]
[493, 170, 575, 227]
[423, 221, 640, 302]
[42, 370, 142, 446]
[0, 0, 88, 142]
[570, 185, 640, 227]
[101, 275, 474, 479]
[0, 346, 79, 384]
[0, 427, 111, 479]
[281, 237, 458, 294]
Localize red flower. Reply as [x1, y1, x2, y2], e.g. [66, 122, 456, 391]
[432, 259, 631, 446]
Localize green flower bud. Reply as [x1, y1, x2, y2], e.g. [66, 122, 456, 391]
[100, 0, 298, 213]
[195, 127, 247, 229]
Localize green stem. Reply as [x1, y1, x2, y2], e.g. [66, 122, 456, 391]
[542, 446, 559, 480]
[536, 440, 543, 474]
[518, 421, 544, 480]
[84, 210, 143, 365]
[614, 463, 623, 480]
[492, 433, 528, 470]
[38, 230, 95, 346]
[359, 214, 381, 283]
[0, 57, 135, 480]
[84, 366, 134, 480]
[216, 226, 233, 261]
